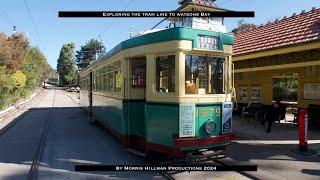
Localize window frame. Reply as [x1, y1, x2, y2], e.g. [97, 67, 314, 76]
[184, 54, 227, 95]
[155, 55, 176, 93]
[130, 59, 146, 89]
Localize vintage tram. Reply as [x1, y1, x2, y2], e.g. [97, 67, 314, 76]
[79, 27, 235, 157]
[79, 0, 236, 157]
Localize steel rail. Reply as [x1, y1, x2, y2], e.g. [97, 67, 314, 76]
[27, 89, 57, 180]
[210, 157, 260, 180]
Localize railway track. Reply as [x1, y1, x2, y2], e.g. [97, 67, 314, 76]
[152, 152, 259, 180]
[211, 158, 259, 180]
[27, 89, 56, 180]
[61, 91, 259, 180]
[0, 88, 57, 180]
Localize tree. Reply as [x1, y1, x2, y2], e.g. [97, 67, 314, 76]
[0, 33, 28, 73]
[75, 39, 105, 70]
[0, 31, 51, 109]
[232, 19, 257, 33]
[22, 47, 51, 89]
[12, 70, 26, 87]
[57, 43, 78, 86]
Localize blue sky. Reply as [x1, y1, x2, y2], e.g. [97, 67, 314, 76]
[0, 0, 319, 69]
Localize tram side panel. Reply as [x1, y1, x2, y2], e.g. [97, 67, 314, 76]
[123, 100, 146, 150]
[79, 73, 90, 112]
[92, 93, 124, 139]
[145, 103, 180, 155]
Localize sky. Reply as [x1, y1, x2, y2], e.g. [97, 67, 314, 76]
[0, 0, 319, 69]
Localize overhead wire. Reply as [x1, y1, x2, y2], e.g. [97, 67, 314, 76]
[97, 0, 136, 39]
[151, 0, 203, 30]
[0, 7, 14, 26]
[23, 0, 46, 53]
[92, 0, 135, 60]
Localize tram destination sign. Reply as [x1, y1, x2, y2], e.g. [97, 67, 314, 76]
[198, 35, 221, 50]
[179, 104, 196, 137]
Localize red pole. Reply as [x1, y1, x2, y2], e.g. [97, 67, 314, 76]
[298, 108, 308, 152]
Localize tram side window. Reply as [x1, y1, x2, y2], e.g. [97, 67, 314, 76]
[114, 70, 121, 92]
[114, 62, 121, 93]
[156, 55, 175, 93]
[185, 55, 224, 94]
[107, 72, 113, 92]
[131, 59, 146, 88]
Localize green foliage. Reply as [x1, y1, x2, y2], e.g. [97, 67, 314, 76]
[75, 39, 105, 70]
[0, 32, 51, 110]
[0, 66, 16, 109]
[22, 47, 51, 89]
[12, 70, 26, 87]
[57, 43, 78, 86]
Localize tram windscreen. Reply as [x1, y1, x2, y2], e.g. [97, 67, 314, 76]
[185, 55, 224, 94]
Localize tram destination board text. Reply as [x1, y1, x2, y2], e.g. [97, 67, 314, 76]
[59, 11, 255, 18]
[75, 165, 258, 172]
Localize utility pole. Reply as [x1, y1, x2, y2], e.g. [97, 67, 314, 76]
[95, 51, 98, 61]
[13, 26, 17, 35]
[129, 26, 135, 38]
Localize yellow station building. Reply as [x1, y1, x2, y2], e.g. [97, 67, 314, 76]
[232, 8, 320, 126]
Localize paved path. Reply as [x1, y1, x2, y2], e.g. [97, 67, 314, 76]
[225, 116, 320, 180]
[0, 89, 55, 180]
[0, 89, 162, 180]
[1, 88, 319, 180]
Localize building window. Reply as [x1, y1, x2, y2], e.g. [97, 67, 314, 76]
[156, 55, 175, 93]
[235, 73, 244, 80]
[185, 55, 224, 94]
[131, 59, 146, 88]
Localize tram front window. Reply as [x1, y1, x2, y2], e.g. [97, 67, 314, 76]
[156, 55, 175, 93]
[185, 55, 224, 94]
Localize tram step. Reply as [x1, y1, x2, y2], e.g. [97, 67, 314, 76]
[126, 148, 147, 157]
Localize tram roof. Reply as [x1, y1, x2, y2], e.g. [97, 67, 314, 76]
[84, 27, 234, 71]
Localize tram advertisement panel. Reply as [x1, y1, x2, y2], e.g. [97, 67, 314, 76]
[179, 104, 196, 137]
[222, 102, 233, 134]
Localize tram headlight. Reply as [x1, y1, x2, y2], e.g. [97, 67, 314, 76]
[205, 119, 216, 135]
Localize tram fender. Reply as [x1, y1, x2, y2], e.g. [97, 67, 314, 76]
[173, 133, 235, 148]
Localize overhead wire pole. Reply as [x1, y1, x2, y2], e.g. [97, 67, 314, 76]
[23, 0, 46, 54]
[93, 0, 135, 61]
[97, 0, 136, 39]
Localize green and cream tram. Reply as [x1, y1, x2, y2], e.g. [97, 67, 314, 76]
[80, 27, 235, 157]
[79, 0, 235, 157]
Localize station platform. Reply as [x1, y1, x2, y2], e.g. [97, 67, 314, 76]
[225, 115, 320, 179]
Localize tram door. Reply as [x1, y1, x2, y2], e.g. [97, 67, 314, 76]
[88, 72, 93, 117]
[126, 58, 147, 152]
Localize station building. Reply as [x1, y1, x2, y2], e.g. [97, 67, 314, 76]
[233, 8, 320, 127]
